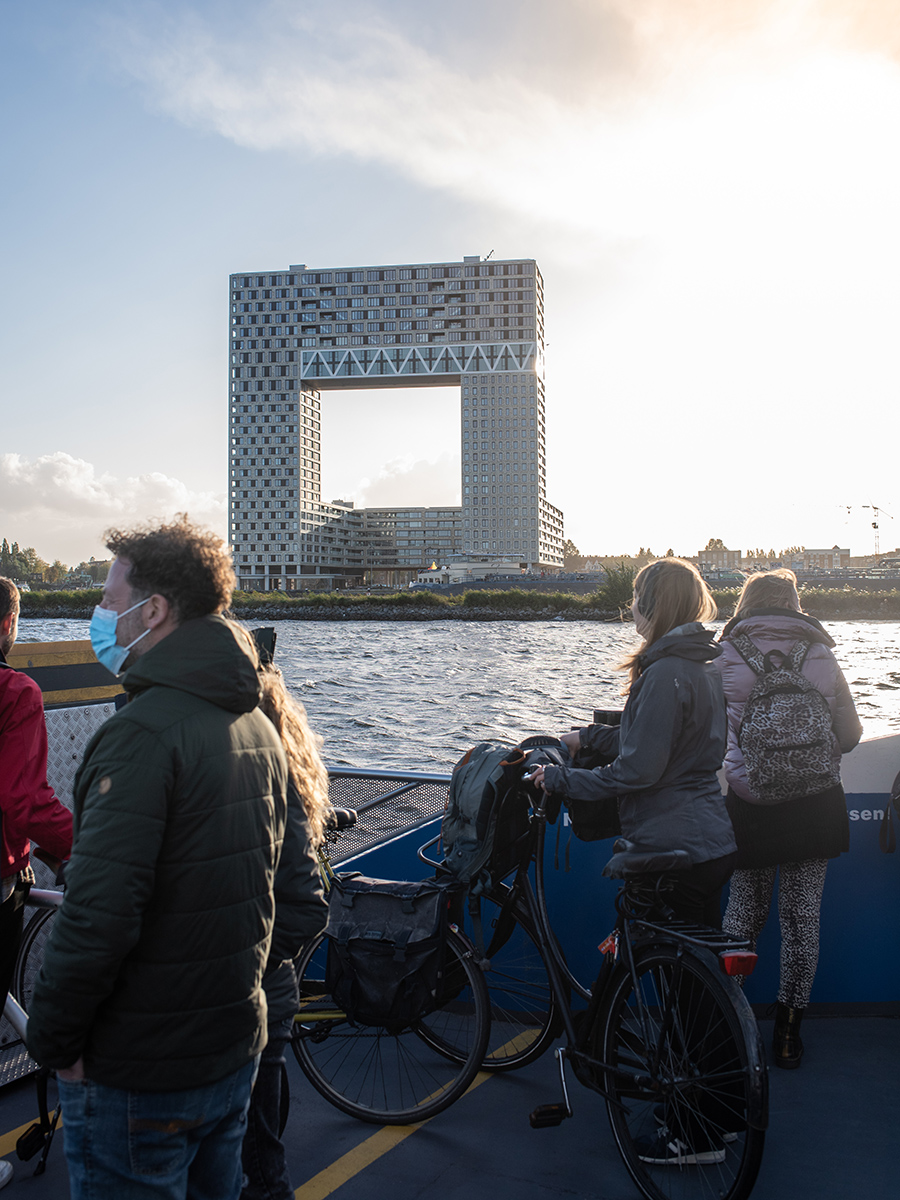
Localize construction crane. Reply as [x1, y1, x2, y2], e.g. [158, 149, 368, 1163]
[864, 506, 894, 558]
[844, 505, 895, 558]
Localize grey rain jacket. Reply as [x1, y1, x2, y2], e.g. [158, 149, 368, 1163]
[542, 622, 736, 865]
[716, 607, 862, 803]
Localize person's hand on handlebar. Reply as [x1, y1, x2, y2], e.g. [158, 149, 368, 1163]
[524, 762, 548, 791]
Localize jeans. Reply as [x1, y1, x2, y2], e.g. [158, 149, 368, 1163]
[58, 1058, 259, 1200]
[241, 1019, 293, 1200]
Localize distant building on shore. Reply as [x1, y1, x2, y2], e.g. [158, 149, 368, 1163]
[697, 544, 742, 571]
[227, 254, 564, 590]
[801, 547, 850, 570]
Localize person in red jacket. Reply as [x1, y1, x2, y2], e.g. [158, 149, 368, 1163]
[0, 576, 73, 998]
[0, 577, 72, 1189]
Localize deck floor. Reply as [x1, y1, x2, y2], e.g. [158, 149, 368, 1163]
[0, 1013, 896, 1199]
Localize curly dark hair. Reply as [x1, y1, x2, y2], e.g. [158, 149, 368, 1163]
[104, 515, 235, 623]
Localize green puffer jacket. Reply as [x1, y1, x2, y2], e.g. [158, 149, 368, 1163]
[26, 616, 288, 1092]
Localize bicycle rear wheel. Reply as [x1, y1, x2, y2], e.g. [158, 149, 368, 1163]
[13, 908, 55, 1011]
[597, 943, 766, 1200]
[291, 928, 489, 1124]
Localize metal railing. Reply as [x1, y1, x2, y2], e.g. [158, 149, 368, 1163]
[325, 767, 450, 863]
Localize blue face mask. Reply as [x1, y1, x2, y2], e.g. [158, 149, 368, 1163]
[89, 599, 151, 676]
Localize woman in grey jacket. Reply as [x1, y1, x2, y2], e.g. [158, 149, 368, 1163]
[530, 559, 738, 1166]
[717, 570, 861, 1070]
[531, 558, 736, 926]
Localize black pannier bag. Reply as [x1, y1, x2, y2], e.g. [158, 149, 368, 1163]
[565, 794, 621, 843]
[324, 873, 453, 1029]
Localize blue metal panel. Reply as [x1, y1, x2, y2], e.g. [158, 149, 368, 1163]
[345, 793, 899, 1006]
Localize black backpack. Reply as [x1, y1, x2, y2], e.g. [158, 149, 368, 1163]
[732, 633, 840, 804]
[440, 741, 531, 892]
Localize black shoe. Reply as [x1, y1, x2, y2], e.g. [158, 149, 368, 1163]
[773, 1002, 804, 1069]
[636, 1129, 726, 1165]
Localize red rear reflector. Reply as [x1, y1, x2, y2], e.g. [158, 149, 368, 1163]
[598, 933, 618, 957]
[719, 951, 758, 977]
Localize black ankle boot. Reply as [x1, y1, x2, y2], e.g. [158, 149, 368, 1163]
[773, 1002, 804, 1069]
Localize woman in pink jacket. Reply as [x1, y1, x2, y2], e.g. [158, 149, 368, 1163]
[717, 570, 861, 1070]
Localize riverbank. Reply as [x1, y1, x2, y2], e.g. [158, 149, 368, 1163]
[17, 585, 900, 621]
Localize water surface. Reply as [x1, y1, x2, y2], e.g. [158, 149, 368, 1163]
[18, 618, 900, 770]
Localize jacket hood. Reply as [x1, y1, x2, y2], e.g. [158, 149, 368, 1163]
[122, 615, 261, 713]
[719, 606, 834, 648]
[638, 622, 722, 672]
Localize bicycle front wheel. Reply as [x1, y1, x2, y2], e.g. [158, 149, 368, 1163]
[291, 928, 490, 1124]
[597, 943, 766, 1200]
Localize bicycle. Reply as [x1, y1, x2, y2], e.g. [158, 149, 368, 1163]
[2, 872, 65, 1176]
[420, 780, 768, 1200]
[289, 808, 492, 1125]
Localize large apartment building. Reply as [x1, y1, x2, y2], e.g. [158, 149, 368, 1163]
[228, 255, 564, 589]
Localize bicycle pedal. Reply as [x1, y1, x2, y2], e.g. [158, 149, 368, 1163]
[16, 1122, 47, 1162]
[529, 1103, 571, 1129]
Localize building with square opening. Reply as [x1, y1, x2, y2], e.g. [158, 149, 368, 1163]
[228, 255, 564, 589]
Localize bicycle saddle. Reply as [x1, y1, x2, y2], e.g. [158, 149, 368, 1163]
[602, 838, 692, 879]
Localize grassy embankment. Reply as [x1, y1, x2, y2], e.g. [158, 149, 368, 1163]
[17, 585, 900, 621]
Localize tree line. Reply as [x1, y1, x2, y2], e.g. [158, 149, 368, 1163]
[0, 539, 109, 585]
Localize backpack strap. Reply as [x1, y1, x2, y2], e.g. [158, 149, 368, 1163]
[467, 893, 489, 966]
[391, 929, 412, 963]
[787, 639, 812, 672]
[733, 632, 811, 676]
[761, 649, 788, 674]
[730, 632, 766, 675]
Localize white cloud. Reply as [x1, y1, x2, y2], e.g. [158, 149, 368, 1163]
[350, 453, 461, 509]
[0, 452, 226, 564]
[108, 1, 900, 243]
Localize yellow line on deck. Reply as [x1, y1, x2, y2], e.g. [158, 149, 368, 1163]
[293, 1069, 494, 1200]
[0, 1114, 63, 1157]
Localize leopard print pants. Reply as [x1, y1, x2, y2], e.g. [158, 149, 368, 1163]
[723, 859, 828, 1008]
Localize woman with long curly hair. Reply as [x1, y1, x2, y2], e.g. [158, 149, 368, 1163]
[231, 625, 328, 1200]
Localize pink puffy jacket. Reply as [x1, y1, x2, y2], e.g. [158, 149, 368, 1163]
[716, 608, 862, 803]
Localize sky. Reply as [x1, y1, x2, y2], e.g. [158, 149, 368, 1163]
[2, 0, 899, 565]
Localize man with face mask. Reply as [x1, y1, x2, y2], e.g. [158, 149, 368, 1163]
[0, 577, 73, 1191]
[26, 517, 289, 1200]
